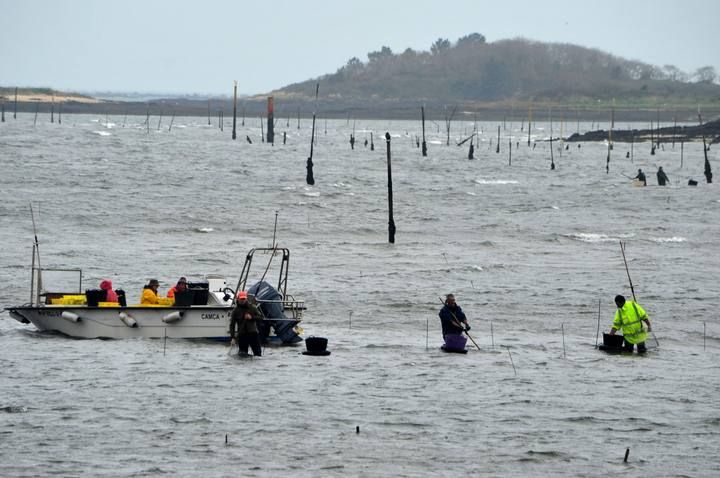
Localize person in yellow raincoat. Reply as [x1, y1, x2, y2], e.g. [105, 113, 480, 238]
[609, 294, 652, 353]
[141, 279, 160, 305]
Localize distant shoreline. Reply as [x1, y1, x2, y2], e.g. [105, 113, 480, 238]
[2, 89, 720, 122]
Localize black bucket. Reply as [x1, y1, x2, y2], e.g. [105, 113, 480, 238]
[303, 336, 330, 356]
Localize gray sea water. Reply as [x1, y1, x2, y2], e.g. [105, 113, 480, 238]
[0, 113, 719, 477]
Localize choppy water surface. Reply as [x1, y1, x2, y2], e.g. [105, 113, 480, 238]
[1, 114, 719, 477]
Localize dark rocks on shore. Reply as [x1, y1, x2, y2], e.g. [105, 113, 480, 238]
[567, 118, 720, 144]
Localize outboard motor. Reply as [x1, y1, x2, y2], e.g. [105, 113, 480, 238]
[247, 281, 302, 344]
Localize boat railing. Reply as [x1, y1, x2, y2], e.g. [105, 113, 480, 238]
[255, 298, 306, 321]
[33, 267, 83, 306]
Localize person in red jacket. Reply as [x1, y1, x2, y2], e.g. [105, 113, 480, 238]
[99, 279, 118, 302]
[167, 277, 187, 298]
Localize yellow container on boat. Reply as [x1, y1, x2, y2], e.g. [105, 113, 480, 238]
[157, 297, 174, 306]
[98, 302, 120, 307]
[61, 295, 87, 305]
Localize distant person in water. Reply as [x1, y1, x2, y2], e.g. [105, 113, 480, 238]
[438, 294, 471, 343]
[468, 143, 475, 160]
[656, 166, 669, 186]
[634, 169, 647, 186]
[609, 295, 651, 354]
[141, 279, 160, 305]
[350, 134, 356, 150]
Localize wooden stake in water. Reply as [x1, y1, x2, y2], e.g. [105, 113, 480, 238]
[527, 106, 532, 147]
[496, 125, 500, 153]
[426, 316, 429, 350]
[349, 311, 353, 329]
[232, 81, 237, 140]
[421, 105, 427, 157]
[267, 96, 275, 144]
[680, 141, 684, 169]
[385, 132, 396, 244]
[33, 103, 39, 127]
[595, 299, 601, 349]
[271, 210, 279, 248]
[505, 346, 517, 376]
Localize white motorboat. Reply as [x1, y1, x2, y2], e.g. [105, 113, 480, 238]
[6, 245, 305, 343]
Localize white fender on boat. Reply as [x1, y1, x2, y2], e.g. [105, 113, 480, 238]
[61, 311, 81, 323]
[162, 311, 184, 323]
[118, 312, 137, 328]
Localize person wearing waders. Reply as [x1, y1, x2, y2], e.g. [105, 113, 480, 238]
[634, 169, 647, 186]
[656, 166, 669, 186]
[609, 295, 652, 353]
[230, 291, 263, 357]
[439, 294, 471, 347]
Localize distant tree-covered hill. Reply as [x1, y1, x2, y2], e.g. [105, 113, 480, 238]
[270, 34, 720, 108]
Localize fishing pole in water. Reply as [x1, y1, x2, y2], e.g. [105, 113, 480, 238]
[619, 241, 660, 347]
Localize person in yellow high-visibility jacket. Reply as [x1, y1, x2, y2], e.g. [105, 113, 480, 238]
[609, 294, 652, 353]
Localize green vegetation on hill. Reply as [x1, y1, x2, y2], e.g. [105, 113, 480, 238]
[274, 34, 720, 109]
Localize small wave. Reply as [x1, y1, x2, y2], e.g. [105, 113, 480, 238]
[473, 179, 519, 185]
[195, 227, 213, 233]
[650, 236, 686, 243]
[564, 232, 633, 243]
[92, 131, 112, 136]
[304, 191, 321, 197]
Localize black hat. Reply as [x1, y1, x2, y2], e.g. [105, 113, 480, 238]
[302, 336, 331, 356]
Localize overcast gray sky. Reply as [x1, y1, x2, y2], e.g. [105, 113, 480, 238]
[1, 0, 718, 96]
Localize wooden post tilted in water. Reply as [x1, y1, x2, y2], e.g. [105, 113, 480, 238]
[699, 112, 712, 183]
[267, 96, 275, 144]
[385, 132, 396, 244]
[496, 125, 500, 154]
[232, 81, 237, 140]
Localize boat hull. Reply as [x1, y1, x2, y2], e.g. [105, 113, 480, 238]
[7, 305, 234, 339]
